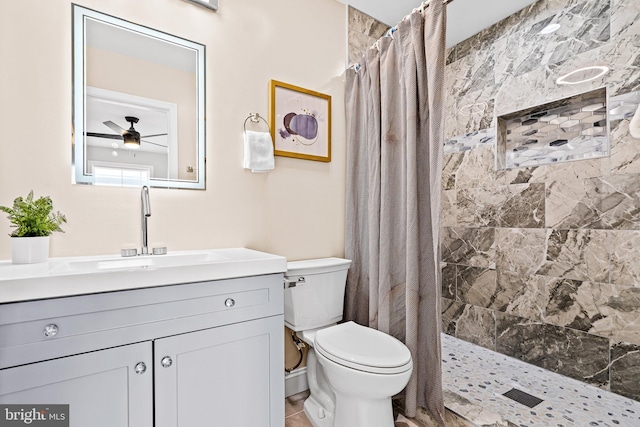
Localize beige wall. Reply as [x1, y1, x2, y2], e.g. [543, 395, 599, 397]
[0, 0, 347, 260]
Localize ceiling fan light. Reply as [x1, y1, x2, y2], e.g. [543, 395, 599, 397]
[123, 131, 141, 149]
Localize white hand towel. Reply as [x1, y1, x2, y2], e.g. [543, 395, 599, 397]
[243, 130, 275, 172]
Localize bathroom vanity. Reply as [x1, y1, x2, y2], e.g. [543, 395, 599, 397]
[0, 248, 286, 427]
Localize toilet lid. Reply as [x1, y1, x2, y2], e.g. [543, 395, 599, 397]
[314, 321, 412, 374]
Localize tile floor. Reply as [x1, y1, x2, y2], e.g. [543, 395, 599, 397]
[285, 334, 640, 427]
[284, 390, 419, 427]
[285, 390, 312, 427]
[441, 333, 640, 426]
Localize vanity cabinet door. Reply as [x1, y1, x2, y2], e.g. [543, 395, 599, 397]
[155, 315, 284, 427]
[0, 342, 153, 427]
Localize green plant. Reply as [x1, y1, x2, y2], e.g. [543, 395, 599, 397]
[0, 190, 67, 237]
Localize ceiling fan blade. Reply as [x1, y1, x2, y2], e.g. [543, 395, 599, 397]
[141, 139, 168, 148]
[140, 133, 168, 138]
[103, 121, 126, 134]
[86, 132, 124, 140]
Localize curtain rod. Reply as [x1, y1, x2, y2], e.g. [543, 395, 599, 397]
[385, 0, 453, 37]
[426, 0, 455, 7]
[417, 0, 454, 12]
[349, 0, 452, 72]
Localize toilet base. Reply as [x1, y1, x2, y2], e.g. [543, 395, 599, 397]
[303, 348, 335, 427]
[301, 324, 409, 427]
[333, 394, 394, 427]
[303, 395, 334, 427]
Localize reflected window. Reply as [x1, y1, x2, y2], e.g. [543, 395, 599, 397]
[92, 164, 151, 187]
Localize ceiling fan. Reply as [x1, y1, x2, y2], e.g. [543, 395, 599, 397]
[86, 116, 168, 149]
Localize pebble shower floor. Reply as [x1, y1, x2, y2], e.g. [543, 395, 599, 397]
[442, 334, 640, 426]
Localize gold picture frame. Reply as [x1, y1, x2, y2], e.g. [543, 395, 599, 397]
[269, 80, 331, 162]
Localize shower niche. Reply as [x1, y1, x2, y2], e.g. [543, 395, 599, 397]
[497, 87, 608, 169]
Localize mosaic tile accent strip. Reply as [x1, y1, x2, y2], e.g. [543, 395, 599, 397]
[609, 90, 640, 122]
[441, 333, 640, 427]
[444, 128, 496, 155]
[498, 88, 608, 170]
[444, 90, 640, 165]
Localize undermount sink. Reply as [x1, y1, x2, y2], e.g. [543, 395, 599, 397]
[0, 248, 287, 304]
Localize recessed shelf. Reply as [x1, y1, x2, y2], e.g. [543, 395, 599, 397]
[443, 90, 640, 163]
[497, 87, 608, 169]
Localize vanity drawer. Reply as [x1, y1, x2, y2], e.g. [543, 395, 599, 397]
[0, 273, 283, 369]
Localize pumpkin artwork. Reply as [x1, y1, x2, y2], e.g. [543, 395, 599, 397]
[279, 111, 319, 145]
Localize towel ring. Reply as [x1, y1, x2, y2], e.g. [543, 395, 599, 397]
[244, 113, 271, 134]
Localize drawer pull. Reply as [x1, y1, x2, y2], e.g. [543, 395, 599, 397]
[43, 324, 59, 338]
[135, 362, 147, 374]
[224, 298, 236, 308]
[161, 356, 173, 368]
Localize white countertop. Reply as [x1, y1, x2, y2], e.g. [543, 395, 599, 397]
[0, 248, 287, 304]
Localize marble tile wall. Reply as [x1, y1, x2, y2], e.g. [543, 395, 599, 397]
[345, 0, 640, 408]
[347, 6, 390, 68]
[442, 0, 640, 403]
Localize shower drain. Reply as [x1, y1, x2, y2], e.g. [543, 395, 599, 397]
[502, 388, 544, 408]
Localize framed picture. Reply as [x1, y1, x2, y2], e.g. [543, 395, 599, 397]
[269, 80, 332, 162]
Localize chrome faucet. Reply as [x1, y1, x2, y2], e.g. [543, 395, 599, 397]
[141, 185, 151, 255]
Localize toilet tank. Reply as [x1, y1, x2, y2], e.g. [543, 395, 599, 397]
[284, 257, 352, 332]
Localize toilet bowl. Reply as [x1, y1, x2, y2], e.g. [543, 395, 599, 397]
[314, 321, 413, 427]
[285, 258, 413, 427]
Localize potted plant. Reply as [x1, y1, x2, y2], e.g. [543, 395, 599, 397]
[0, 190, 67, 264]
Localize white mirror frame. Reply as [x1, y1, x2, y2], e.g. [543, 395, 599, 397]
[72, 5, 206, 189]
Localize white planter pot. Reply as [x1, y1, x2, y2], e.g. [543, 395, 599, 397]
[11, 236, 50, 264]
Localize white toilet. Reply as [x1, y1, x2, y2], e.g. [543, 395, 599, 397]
[284, 258, 413, 427]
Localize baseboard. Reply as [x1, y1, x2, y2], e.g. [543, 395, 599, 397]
[284, 367, 309, 397]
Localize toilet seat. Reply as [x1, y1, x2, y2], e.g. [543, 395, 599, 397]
[314, 321, 412, 375]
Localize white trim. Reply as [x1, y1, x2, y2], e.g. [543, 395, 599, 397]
[285, 367, 309, 398]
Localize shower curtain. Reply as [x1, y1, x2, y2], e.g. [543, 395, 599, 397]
[344, 1, 446, 425]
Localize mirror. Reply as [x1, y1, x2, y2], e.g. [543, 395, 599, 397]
[72, 5, 205, 189]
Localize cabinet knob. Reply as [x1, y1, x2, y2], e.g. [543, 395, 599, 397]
[134, 362, 147, 375]
[161, 356, 173, 368]
[224, 298, 235, 308]
[43, 324, 59, 338]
